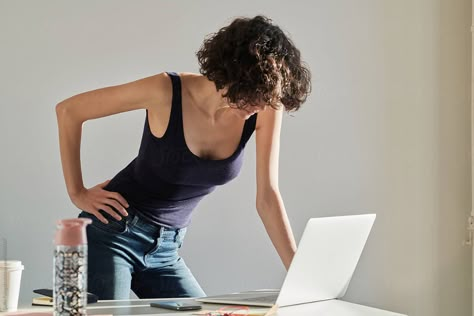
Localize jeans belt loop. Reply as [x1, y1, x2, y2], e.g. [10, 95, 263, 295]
[159, 226, 165, 238]
[175, 227, 186, 242]
[127, 212, 139, 227]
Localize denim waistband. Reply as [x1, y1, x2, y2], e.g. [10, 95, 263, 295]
[124, 204, 186, 237]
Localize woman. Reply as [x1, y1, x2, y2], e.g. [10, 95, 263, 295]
[56, 15, 311, 299]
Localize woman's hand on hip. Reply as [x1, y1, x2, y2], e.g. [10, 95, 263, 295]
[71, 179, 129, 224]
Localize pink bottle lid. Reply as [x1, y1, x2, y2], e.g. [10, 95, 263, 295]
[54, 218, 92, 246]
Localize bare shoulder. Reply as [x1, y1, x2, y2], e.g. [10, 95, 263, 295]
[141, 71, 173, 108]
[177, 71, 202, 78]
[150, 71, 201, 111]
[177, 72, 203, 91]
[148, 72, 172, 109]
[255, 107, 283, 132]
[150, 71, 200, 108]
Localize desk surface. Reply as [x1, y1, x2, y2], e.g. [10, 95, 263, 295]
[7, 298, 406, 316]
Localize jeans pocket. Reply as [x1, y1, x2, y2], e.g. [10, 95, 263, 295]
[78, 211, 127, 234]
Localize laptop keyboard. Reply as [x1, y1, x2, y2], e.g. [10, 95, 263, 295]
[237, 294, 278, 303]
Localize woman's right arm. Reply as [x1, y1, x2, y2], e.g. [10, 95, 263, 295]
[55, 72, 169, 223]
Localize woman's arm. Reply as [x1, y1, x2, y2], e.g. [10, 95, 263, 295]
[255, 108, 297, 270]
[55, 72, 169, 223]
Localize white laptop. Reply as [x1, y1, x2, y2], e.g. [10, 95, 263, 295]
[196, 213, 376, 307]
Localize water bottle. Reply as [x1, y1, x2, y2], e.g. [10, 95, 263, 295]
[53, 218, 91, 316]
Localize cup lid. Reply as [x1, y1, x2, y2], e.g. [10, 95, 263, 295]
[0, 260, 23, 269]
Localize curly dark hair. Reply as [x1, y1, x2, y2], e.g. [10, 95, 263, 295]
[196, 15, 311, 112]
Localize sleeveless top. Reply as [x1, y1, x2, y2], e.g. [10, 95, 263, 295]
[104, 72, 258, 228]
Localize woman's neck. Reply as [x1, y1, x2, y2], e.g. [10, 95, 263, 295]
[185, 73, 233, 124]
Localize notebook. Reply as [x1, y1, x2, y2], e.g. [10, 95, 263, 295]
[196, 213, 376, 307]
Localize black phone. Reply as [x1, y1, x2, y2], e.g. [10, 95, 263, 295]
[150, 300, 202, 311]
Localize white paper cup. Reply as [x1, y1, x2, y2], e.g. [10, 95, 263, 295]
[0, 260, 24, 312]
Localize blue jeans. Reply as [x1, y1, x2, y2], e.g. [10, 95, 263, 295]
[78, 207, 205, 300]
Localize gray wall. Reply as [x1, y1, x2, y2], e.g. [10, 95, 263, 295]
[0, 1, 471, 315]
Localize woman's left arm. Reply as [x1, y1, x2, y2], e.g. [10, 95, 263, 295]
[255, 108, 297, 270]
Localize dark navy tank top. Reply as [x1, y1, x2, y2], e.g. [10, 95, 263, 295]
[104, 72, 257, 228]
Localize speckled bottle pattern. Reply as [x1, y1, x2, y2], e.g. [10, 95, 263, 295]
[53, 218, 91, 316]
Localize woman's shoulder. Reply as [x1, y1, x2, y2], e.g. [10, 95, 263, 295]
[175, 72, 208, 98]
[145, 71, 201, 100]
[176, 72, 204, 88]
[176, 71, 202, 77]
